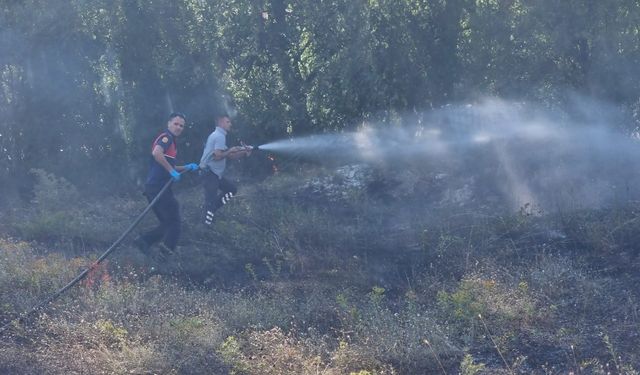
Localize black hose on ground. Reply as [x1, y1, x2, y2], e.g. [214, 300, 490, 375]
[0, 178, 174, 335]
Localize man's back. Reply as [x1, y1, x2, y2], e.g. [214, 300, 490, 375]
[200, 127, 227, 178]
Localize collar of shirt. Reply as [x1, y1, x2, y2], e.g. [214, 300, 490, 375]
[215, 126, 227, 136]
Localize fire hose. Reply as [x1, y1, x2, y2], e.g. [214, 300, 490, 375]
[0, 176, 176, 335]
[0, 143, 264, 335]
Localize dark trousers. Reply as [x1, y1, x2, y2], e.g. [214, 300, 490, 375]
[203, 171, 237, 215]
[141, 184, 181, 250]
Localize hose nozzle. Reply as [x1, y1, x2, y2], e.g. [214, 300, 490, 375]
[240, 142, 259, 151]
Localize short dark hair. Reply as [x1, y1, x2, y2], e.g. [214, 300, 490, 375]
[169, 112, 186, 121]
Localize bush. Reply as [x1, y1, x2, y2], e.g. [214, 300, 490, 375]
[0, 238, 85, 314]
[437, 271, 549, 352]
[9, 168, 146, 244]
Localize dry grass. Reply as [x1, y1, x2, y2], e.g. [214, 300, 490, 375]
[2, 170, 640, 373]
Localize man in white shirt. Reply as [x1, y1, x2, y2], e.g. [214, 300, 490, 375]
[199, 114, 252, 226]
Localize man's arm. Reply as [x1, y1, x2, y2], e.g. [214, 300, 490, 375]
[152, 145, 176, 173]
[226, 146, 252, 160]
[212, 146, 248, 160]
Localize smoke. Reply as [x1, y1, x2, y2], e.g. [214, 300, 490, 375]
[260, 98, 640, 212]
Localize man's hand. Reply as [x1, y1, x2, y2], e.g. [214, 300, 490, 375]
[240, 142, 253, 156]
[243, 145, 253, 156]
[185, 163, 199, 171]
[225, 146, 252, 159]
[170, 169, 181, 181]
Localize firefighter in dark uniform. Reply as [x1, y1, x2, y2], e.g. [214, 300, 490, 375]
[134, 112, 198, 256]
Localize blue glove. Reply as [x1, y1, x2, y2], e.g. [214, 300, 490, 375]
[169, 169, 181, 182]
[185, 163, 199, 171]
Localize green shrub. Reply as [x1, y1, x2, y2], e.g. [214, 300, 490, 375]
[437, 272, 547, 351]
[219, 335, 247, 373]
[459, 354, 486, 375]
[30, 168, 80, 212]
[11, 169, 139, 243]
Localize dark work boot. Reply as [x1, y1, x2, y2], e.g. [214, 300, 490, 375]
[157, 243, 176, 260]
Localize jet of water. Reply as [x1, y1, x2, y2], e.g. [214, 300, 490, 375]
[254, 98, 640, 211]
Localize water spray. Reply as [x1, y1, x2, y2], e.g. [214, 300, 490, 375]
[241, 99, 640, 212]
